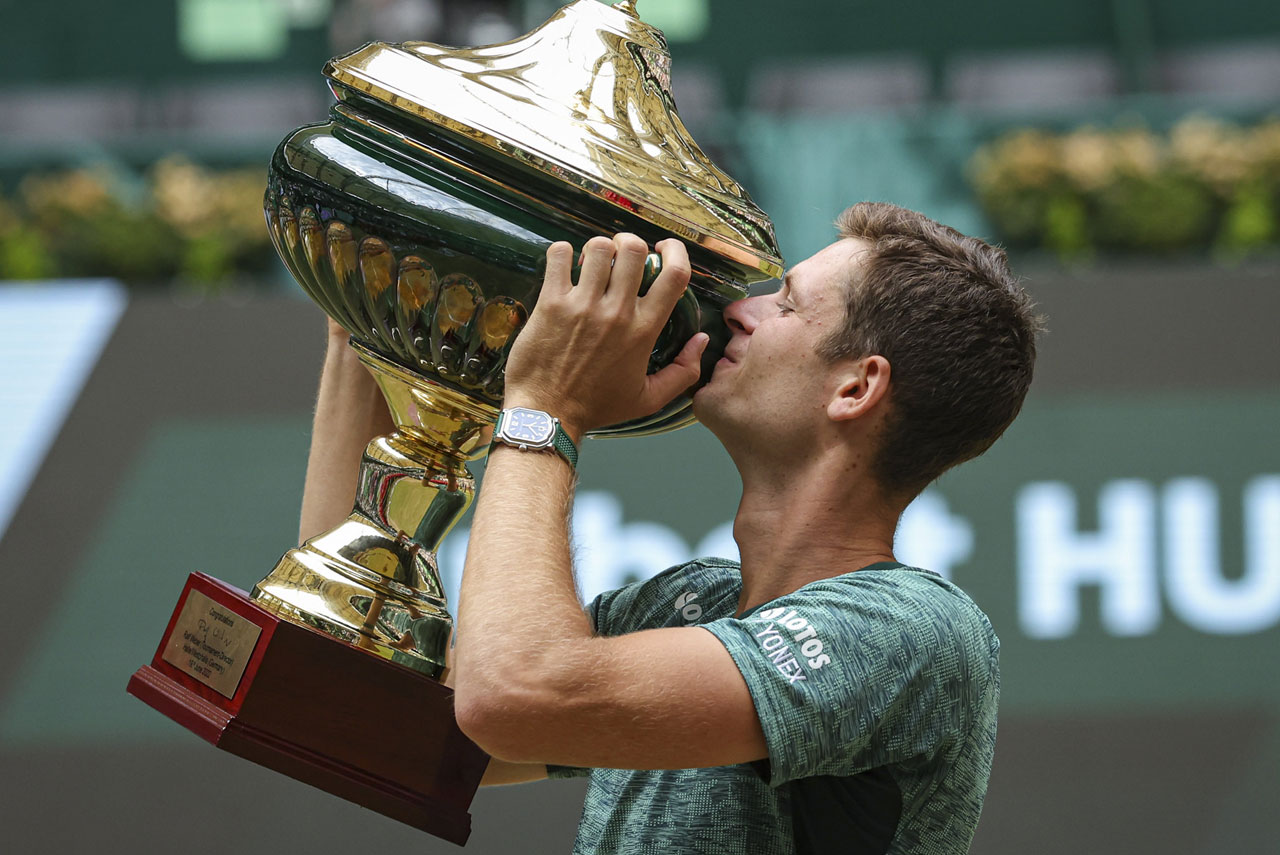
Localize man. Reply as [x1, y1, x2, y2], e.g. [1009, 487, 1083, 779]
[301, 202, 1040, 853]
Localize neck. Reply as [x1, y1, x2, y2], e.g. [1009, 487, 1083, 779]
[729, 446, 901, 615]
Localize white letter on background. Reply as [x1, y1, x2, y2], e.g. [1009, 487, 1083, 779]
[1164, 476, 1280, 634]
[1018, 480, 1159, 639]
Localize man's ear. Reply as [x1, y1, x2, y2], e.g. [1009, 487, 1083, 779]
[827, 355, 890, 422]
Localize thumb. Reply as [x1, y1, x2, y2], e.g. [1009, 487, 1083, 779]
[640, 333, 709, 410]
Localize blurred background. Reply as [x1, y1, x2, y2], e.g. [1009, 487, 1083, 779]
[1, 0, 1277, 852]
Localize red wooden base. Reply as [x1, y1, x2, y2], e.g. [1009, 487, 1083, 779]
[127, 573, 488, 846]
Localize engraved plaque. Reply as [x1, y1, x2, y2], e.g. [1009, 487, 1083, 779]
[161, 590, 262, 699]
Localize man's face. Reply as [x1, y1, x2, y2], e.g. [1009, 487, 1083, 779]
[693, 238, 870, 449]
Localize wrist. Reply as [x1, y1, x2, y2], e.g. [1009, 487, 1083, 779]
[499, 390, 585, 444]
[492, 405, 580, 468]
[326, 329, 355, 354]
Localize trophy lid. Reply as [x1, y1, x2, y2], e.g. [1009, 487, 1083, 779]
[324, 0, 784, 279]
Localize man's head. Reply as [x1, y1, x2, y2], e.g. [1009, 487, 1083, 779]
[697, 202, 1041, 502]
[817, 202, 1041, 498]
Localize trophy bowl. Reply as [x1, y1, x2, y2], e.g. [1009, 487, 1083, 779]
[253, 0, 783, 679]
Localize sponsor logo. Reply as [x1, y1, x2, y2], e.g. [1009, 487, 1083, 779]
[675, 591, 703, 625]
[755, 607, 832, 678]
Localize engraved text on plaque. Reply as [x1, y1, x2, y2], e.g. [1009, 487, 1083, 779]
[161, 590, 262, 698]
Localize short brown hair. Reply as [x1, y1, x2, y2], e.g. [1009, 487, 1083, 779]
[818, 202, 1043, 497]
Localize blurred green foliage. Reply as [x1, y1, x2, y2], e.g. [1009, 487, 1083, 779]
[970, 116, 1280, 261]
[0, 158, 276, 289]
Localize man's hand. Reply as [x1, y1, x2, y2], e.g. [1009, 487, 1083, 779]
[501, 234, 708, 439]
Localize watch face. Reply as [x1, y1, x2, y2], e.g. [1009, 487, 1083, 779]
[503, 407, 555, 445]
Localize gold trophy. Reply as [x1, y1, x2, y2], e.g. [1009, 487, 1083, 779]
[129, 0, 782, 844]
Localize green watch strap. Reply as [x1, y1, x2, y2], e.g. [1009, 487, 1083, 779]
[551, 425, 579, 468]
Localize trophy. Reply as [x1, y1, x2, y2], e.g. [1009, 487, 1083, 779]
[128, 0, 782, 844]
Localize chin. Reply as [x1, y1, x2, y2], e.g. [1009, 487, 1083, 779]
[691, 387, 732, 435]
[691, 387, 717, 424]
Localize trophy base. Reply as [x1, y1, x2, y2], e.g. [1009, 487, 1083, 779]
[127, 573, 488, 846]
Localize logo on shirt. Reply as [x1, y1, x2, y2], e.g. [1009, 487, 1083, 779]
[753, 607, 833, 682]
[674, 591, 703, 625]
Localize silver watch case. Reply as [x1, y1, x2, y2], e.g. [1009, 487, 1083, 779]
[495, 407, 558, 450]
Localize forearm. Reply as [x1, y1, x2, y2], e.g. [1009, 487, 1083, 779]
[452, 235, 703, 763]
[297, 328, 395, 543]
[454, 443, 594, 706]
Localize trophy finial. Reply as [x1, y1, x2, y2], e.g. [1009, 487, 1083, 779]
[614, 0, 640, 17]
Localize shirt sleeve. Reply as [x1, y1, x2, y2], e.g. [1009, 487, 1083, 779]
[545, 764, 591, 779]
[700, 572, 998, 786]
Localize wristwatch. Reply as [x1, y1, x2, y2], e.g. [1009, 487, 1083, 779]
[491, 407, 578, 469]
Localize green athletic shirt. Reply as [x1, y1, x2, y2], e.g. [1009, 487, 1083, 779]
[548, 558, 1000, 855]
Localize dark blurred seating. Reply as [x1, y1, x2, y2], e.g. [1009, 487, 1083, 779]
[152, 79, 331, 140]
[747, 56, 930, 114]
[1156, 40, 1280, 102]
[1, 86, 142, 142]
[945, 49, 1121, 109]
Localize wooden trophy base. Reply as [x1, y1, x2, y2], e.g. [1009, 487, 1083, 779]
[127, 572, 488, 846]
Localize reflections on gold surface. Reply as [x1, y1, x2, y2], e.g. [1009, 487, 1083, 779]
[326, 221, 359, 289]
[300, 207, 325, 273]
[357, 342, 497, 459]
[280, 203, 299, 250]
[397, 256, 438, 315]
[434, 274, 481, 333]
[324, 0, 782, 278]
[477, 298, 523, 351]
[266, 190, 532, 401]
[359, 237, 394, 300]
[251, 344, 495, 678]
[432, 274, 484, 380]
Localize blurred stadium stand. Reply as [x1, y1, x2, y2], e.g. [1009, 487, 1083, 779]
[748, 56, 932, 114]
[1156, 40, 1280, 101]
[944, 49, 1122, 109]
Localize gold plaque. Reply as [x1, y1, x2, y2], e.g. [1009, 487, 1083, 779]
[161, 590, 262, 699]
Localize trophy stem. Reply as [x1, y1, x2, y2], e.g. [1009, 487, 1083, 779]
[251, 342, 497, 678]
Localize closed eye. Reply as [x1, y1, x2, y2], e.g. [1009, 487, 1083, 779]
[775, 301, 794, 315]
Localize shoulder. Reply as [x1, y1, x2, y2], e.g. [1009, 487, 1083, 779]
[721, 566, 1000, 694]
[801, 567, 1002, 710]
[590, 557, 742, 635]
[797, 566, 998, 652]
[697, 566, 999, 781]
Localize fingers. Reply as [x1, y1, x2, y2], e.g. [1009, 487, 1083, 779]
[640, 238, 692, 323]
[543, 241, 575, 296]
[605, 233, 650, 306]
[576, 236, 616, 297]
[558, 234, 692, 327]
[640, 332, 709, 410]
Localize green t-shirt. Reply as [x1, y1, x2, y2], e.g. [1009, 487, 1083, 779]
[550, 558, 1000, 855]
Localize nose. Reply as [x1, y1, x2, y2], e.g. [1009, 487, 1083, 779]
[723, 292, 772, 334]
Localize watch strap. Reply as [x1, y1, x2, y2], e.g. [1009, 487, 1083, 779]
[550, 425, 579, 468]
